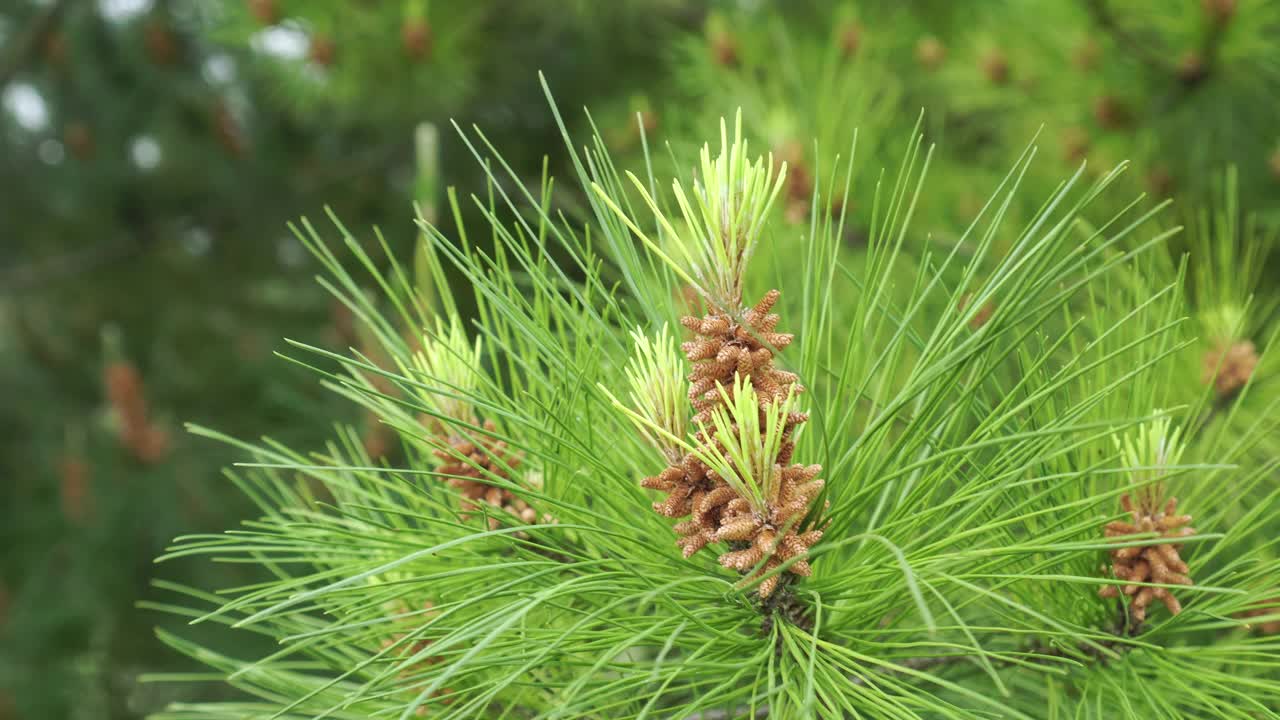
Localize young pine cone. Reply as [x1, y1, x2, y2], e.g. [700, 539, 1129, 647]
[1202, 340, 1258, 398]
[1099, 494, 1195, 623]
[432, 420, 535, 527]
[681, 289, 800, 425]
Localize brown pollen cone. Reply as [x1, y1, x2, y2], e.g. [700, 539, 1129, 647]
[710, 31, 739, 68]
[144, 19, 179, 66]
[64, 122, 94, 160]
[916, 36, 946, 70]
[1099, 494, 1195, 623]
[403, 19, 433, 61]
[213, 101, 245, 157]
[105, 362, 170, 463]
[981, 51, 1010, 85]
[714, 463, 825, 598]
[1072, 38, 1100, 71]
[839, 22, 862, 59]
[652, 408, 820, 598]
[957, 293, 995, 330]
[309, 34, 336, 67]
[680, 289, 800, 425]
[1201, 340, 1258, 397]
[1238, 598, 1280, 634]
[248, 0, 278, 25]
[433, 420, 535, 527]
[1202, 0, 1237, 25]
[1093, 95, 1132, 130]
[381, 601, 452, 712]
[59, 457, 92, 525]
[1177, 51, 1207, 86]
[1062, 126, 1090, 164]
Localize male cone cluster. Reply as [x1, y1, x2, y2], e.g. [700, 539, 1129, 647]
[681, 289, 801, 424]
[431, 419, 536, 528]
[644, 289, 823, 598]
[1202, 339, 1258, 398]
[1099, 494, 1195, 623]
[104, 362, 170, 463]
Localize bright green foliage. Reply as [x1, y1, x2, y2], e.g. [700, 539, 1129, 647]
[147, 80, 1280, 718]
[613, 323, 689, 463]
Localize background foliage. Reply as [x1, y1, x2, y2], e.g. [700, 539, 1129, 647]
[1, 0, 1277, 718]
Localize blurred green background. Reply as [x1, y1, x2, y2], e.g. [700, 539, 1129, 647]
[1, 1, 1276, 717]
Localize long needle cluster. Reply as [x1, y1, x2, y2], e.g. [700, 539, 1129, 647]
[605, 118, 824, 598]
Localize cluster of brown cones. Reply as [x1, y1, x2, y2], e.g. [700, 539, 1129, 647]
[644, 289, 824, 598]
[431, 419, 536, 528]
[381, 600, 450, 715]
[1099, 494, 1195, 624]
[1201, 339, 1258, 398]
[680, 289, 800, 425]
[104, 362, 170, 463]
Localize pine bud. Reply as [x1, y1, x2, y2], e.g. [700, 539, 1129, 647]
[1202, 0, 1237, 25]
[212, 101, 244, 157]
[309, 34, 336, 67]
[1177, 51, 1207, 85]
[247, 0, 278, 25]
[1093, 95, 1131, 130]
[1072, 37, 1100, 71]
[1146, 166, 1175, 197]
[638, 108, 658, 133]
[839, 21, 862, 59]
[144, 18, 178, 66]
[0, 581, 9, 629]
[705, 12, 739, 68]
[981, 50, 1010, 85]
[1061, 126, 1090, 164]
[105, 362, 170, 463]
[958, 294, 995, 330]
[63, 122, 94, 160]
[711, 32, 739, 68]
[1269, 147, 1280, 181]
[59, 457, 92, 525]
[402, 19, 433, 61]
[776, 141, 812, 224]
[42, 29, 67, 66]
[916, 36, 946, 70]
[1239, 599, 1280, 634]
[1202, 340, 1258, 398]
